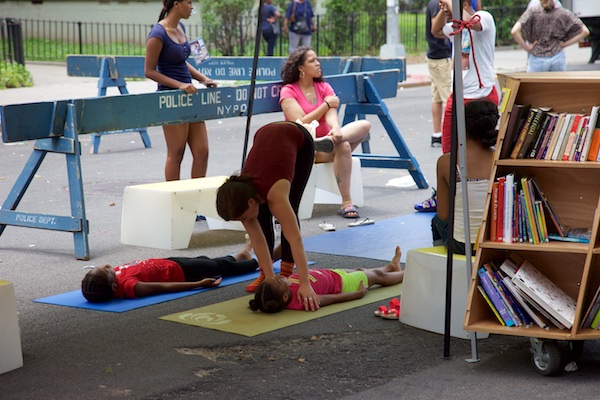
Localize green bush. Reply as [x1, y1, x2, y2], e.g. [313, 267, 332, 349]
[0, 62, 33, 89]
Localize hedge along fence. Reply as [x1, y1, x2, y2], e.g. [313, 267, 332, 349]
[1, 7, 525, 63]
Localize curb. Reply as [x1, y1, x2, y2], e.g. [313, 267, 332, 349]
[398, 74, 431, 89]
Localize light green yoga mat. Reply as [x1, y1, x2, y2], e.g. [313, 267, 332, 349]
[160, 284, 402, 337]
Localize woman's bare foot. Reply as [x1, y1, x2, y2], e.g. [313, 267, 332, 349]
[234, 235, 254, 261]
[384, 245, 402, 272]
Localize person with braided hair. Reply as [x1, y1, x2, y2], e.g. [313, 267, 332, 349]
[216, 122, 334, 309]
[144, 0, 217, 181]
[431, 100, 499, 256]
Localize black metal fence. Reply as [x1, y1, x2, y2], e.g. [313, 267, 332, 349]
[0, 6, 526, 64]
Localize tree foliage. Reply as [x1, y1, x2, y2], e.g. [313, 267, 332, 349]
[198, 0, 254, 56]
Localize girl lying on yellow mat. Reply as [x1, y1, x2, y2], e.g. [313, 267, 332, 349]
[249, 246, 404, 313]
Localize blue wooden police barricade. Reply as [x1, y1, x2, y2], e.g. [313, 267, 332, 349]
[67, 55, 406, 154]
[90, 57, 152, 154]
[0, 69, 425, 260]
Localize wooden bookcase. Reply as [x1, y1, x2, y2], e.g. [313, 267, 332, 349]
[465, 72, 600, 346]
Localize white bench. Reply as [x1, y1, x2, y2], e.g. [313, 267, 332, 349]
[0, 281, 23, 374]
[399, 247, 488, 340]
[120, 158, 363, 249]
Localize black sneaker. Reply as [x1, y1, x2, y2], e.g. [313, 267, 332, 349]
[314, 136, 334, 153]
[431, 135, 442, 147]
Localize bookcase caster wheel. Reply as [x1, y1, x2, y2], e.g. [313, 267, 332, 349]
[530, 338, 562, 376]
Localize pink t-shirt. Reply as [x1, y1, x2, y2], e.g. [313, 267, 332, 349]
[285, 269, 342, 310]
[114, 259, 185, 298]
[280, 81, 335, 138]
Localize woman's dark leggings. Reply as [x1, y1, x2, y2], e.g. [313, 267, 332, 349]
[257, 125, 315, 264]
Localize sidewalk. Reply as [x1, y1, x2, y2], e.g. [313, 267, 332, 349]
[400, 44, 597, 88]
[1, 45, 596, 106]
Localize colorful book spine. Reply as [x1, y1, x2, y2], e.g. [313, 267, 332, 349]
[521, 177, 540, 244]
[590, 114, 600, 161]
[497, 177, 505, 242]
[503, 173, 514, 244]
[510, 108, 536, 159]
[477, 285, 505, 326]
[536, 114, 557, 159]
[490, 181, 499, 242]
[528, 112, 552, 159]
[581, 105, 600, 161]
[478, 268, 515, 327]
[562, 114, 583, 161]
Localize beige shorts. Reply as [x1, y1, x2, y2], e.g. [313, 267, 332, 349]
[427, 57, 452, 103]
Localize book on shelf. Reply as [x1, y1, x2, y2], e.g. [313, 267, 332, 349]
[535, 113, 558, 159]
[517, 107, 551, 159]
[548, 227, 592, 243]
[478, 267, 515, 327]
[544, 113, 567, 160]
[528, 112, 554, 159]
[483, 262, 525, 326]
[520, 177, 540, 244]
[579, 106, 599, 162]
[477, 285, 505, 326]
[503, 173, 514, 244]
[534, 200, 549, 243]
[553, 114, 577, 161]
[509, 107, 537, 159]
[591, 310, 600, 329]
[530, 176, 565, 237]
[512, 260, 577, 329]
[500, 103, 531, 159]
[587, 110, 600, 161]
[580, 284, 600, 328]
[573, 116, 590, 161]
[496, 176, 505, 242]
[498, 87, 511, 113]
[516, 284, 566, 329]
[562, 114, 584, 161]
[502, 275, 547, 328]
[490, 181, 499, 242]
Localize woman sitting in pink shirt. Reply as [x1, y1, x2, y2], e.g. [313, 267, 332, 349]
[279, 46, 371, 219]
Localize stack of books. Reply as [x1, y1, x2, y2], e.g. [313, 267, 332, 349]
[477, 254, 577, 329]
[490, 174, 591, 244]
[499, 104, 600, 162]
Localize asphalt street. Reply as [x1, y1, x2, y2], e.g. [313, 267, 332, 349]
[1, 45, 599, 399]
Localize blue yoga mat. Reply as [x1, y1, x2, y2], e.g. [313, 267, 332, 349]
[303, 213, 434, 263]
[34, 263, 284, 313]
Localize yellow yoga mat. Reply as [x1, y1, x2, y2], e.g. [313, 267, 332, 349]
[160, 284, 402, 337]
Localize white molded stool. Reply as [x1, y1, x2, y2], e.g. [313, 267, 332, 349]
[298, 157, 363, 219]
[399, 247, 488, 340]
[0, 280, 23, 374]
[121, 176, 244, 249]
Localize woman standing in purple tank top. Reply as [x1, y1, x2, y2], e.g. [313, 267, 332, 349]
[145, 0, 217, 181]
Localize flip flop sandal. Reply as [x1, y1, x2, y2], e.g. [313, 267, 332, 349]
[381, 308, 400, 320]
[318, 221, 336, 231]
[348, 217, 375, 227]
[374, 305, 388, 317]
[337, 205, 360, 219]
